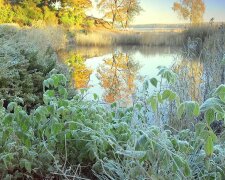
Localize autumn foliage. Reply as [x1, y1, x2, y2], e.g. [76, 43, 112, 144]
[172, 0, 206, 24]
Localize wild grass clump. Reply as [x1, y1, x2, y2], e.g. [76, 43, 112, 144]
[167, 24, 225, 130]
[183, 24, 217, 42]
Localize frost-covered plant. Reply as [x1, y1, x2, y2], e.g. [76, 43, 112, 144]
[0, 25, 67, 109]
[0, 72, 225, 179]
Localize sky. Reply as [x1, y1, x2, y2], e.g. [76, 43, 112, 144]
[88, 0, 225, 25]
[133, 0, 225, 24]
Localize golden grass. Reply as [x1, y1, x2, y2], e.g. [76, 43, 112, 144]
[74, 30, 185, 47]
[75, 31, 113, 46]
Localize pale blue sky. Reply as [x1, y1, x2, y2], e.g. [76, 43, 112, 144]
[88, 0, 225, 24]
[133, 0, 225, 24]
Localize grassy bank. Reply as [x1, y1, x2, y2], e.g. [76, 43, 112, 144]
[1, 24, 225, 179]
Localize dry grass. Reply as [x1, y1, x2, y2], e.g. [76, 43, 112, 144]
[24, 26, 67, 51]
[74, 24, 225, 48]
[74, 30, 185, 47]
[0, 24, 67, 51]
[75, 31, 113, 46]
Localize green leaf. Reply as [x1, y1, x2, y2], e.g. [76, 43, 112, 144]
[200, 130, 210, 141]
[147, 96, 157, 112]
[51, 123, 64, 135]
[157, 93, 163, 103]
[162, 90, 172, 100]
[178, 101, 200, 118]
[111, 102, 117, 108]
[157, 66, 177, 84]
[135, 134, 148, 150]
[68, 122, 77, 130]
[43, 80, 50, 89]
[200, 98, 225, 113]
[51, 74, 67, 87]
[169, 91, 177, 101]
[45, 90, 55, 98]
[213, 84, 225, 101]
[48, 78, 54, 87]
[116, 150, 146, 159]
[15, 97, 24, 105]
[193, 102, 200, 116]
[204, 136, 214, 156]
[195, 122, 206, 136]
[143, 80, 149, 90]
[183, 161, 191, 177]
[173, 155, 184, 172]
[150, 78, 158, 87]
[93, 93, 98, 100]
[3, 114, 14, 125]
[177, 103, 185, 118]
[205, 109, 215, 125]
[25, 161, 32, 173]
[80, 88, 87, 95]
[209, 130, 217, 142]
[7, 102, 17, 112]
[57, 106, 66, 116]
[59, 87, 68, 98]
[20, 159, 32, 173]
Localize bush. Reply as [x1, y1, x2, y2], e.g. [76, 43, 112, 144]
[0, 25, 68, 109]
[58, 7, 85, 28]
[12, 1, 43, 26]
[0, 3, 14, 23]
[42, 6, 58, 26]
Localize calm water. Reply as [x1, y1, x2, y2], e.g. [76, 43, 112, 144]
[63, 46, 181, 105]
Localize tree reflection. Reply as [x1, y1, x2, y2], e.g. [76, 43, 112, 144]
[172, 58, 203, 102]
[97, 52, 140, 104]
[66, 54, 92, 89]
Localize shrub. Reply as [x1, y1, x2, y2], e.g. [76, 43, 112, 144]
[0, 25, 67, 109]
[58, 7, 85, 28]
[42, 6, 58, 26]
[12, 1, 43, 26]
[0, 2, 14, 23]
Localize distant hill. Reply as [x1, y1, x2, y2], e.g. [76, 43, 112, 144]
[130, 24, 188, 29]
[130, 22, 225, 29]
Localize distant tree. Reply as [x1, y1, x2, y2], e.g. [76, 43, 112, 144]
[97, 0, 123, 28]
[0, 0, 92, 27]
[56, 0, 92, 9]
[12, 0, 43, 26]
[98, 0, 142, 28]
[172, 0, 206, 24]
[119, 0, 142, 28]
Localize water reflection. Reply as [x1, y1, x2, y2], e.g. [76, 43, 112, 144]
[62, 46, 177, 105]
[97, 53, 140, 104]
[172, 58, 203, 102]
[60, 46, 179, 59]
[66, 54, 92, 89]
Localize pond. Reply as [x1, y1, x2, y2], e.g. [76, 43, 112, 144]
[61, 46, 181, 106]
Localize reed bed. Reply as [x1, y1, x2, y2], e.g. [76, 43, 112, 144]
[74, 30, 185, 47]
